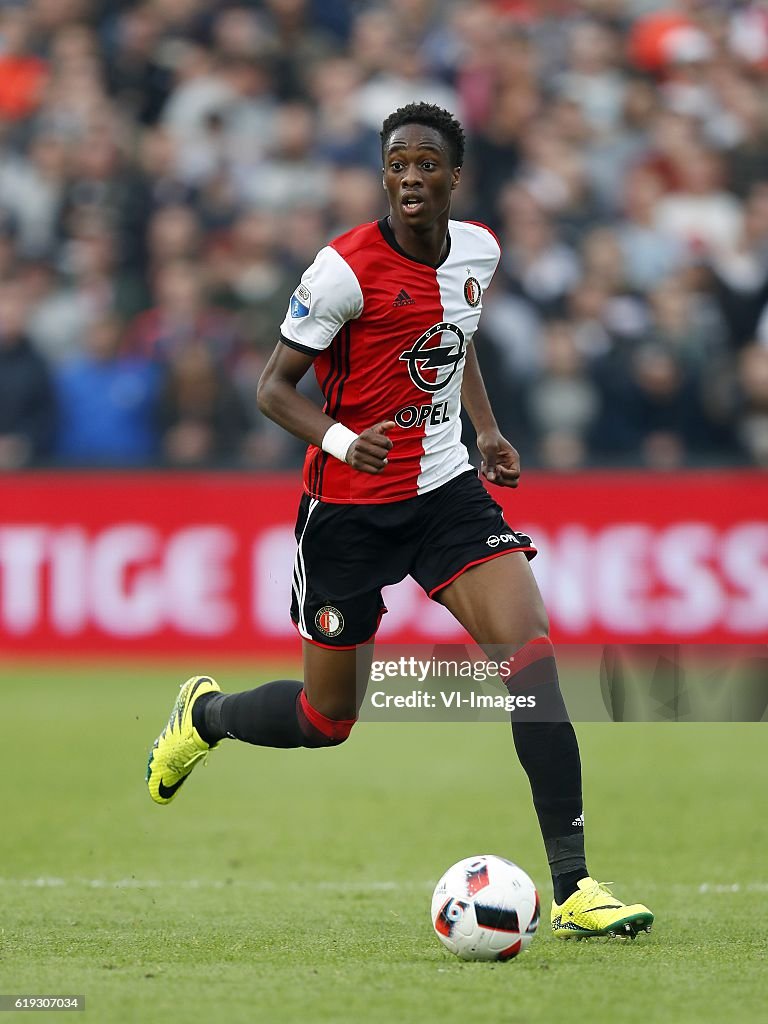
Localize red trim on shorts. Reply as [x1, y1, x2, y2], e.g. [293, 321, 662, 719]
[299, 690, 356, 740]
[427, 548, 536, 599]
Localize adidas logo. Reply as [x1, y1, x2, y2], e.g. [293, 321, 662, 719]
[393, 288, 415, 307]
[572, 814, 584, 828]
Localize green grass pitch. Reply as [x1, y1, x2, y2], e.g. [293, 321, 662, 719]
[1, 661, 766, 1023]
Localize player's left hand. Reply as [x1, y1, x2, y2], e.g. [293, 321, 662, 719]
[477, 431, 520, 488]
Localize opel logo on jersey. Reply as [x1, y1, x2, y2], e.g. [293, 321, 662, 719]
[464, 276, 481, 307]
[394, 399, 450, 429]
[399, 322, 466, 393]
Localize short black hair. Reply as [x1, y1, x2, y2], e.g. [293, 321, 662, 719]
[380, 102, 465, 168]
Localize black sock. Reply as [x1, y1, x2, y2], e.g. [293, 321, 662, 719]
[552, 866, 588, 905]
[193, 680, 306, 748]
[505, 641, 588, 901]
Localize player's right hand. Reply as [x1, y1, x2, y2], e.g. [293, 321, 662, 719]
[346, 421, 395, 474]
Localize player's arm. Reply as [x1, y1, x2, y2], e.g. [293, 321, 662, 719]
[461, 341, 520, 488]
[257, 343, 394, 474]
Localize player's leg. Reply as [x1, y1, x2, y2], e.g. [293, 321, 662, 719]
[437, 553, 587, 901]
[192, 642, 372, 749]
[146, 643, 373, 805]
[438, 552, 653, 937]
[146, 495, 386, 804]
[410, 474, 583, 895]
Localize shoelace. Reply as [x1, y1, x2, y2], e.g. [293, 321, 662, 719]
[581, 880, 622, 908]
[594, 880, 616, 894]
[163, 684, 211, 774]
[166, 746, 209, 774]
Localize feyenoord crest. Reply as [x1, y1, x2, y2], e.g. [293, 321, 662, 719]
[464, 276, 481, 307]
[315, 605, 344, 637]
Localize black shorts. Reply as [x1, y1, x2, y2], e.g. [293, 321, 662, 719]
[290, 470, 536, 649]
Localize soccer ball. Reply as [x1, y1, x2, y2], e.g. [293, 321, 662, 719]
[430, 855, 539, 961]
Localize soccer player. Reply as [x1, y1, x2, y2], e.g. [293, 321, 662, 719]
[146, 103, 653, 939]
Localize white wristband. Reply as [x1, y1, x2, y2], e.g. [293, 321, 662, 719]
[321, 422, 359, 463]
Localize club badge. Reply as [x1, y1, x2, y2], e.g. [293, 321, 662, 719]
[464, 276, 481, 307]
[315, 605, 344, 637]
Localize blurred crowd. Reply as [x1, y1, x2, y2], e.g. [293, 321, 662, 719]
[2, 0, 768, 471]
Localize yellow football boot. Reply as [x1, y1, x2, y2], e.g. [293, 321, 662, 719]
[551, 878, 653, 938]
[146, 676, 220, 804]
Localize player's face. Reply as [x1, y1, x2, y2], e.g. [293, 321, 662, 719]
[383, 125, 460, 232]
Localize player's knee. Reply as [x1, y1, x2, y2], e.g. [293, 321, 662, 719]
[499, 621, 551, 657]
[301, 729, 353, 749]
[511, 607, 550, 651]
[297, 690, 357, 749]
[494, 599, 550, 652]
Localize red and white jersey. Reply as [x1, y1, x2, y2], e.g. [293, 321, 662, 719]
[279, 217, 500, 504]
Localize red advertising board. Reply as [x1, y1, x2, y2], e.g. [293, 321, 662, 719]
[1, 472, 766, 654]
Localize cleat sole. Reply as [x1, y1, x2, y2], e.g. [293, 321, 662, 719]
[604, 912, 654, 939]
[554, 912, 654, 940]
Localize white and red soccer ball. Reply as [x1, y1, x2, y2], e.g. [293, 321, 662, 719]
[431, 855, 539, 961]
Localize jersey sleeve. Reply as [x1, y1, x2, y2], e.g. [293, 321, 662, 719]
[468, 222, 501, 289]
[279, 245, 364, 355]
